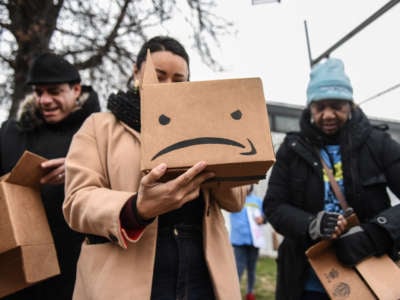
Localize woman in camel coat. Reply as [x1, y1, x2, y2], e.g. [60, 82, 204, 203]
[63, 36, 246, 300]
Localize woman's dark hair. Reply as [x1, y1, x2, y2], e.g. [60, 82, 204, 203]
[135, 36, 190, 76]
[248, 184, 254, 195]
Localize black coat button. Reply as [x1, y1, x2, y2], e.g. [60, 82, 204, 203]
[108, 234, 118, 242]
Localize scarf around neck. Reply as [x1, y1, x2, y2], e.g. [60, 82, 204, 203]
[107, 89, 141, 132]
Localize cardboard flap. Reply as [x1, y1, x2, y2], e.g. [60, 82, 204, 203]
[305, 240, 331, 258]
[1, 183, 54, 253]
[0, 245, 59, 297]
[21, 244, 60, 283]
[6, 151, 47, 188]
[140, 50, 159, 87]
[306, 244, 376, 299]
[355, 255, 400, 299]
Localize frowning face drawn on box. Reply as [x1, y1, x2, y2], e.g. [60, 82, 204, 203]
[151, 110, 257, 161]
[140, 51, 271, 170]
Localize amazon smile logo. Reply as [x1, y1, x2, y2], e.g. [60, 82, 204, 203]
[151, 137, 257, 161]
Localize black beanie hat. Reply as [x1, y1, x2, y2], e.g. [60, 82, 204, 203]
[26, 53, 81, 85]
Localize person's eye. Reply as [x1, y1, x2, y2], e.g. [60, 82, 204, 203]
[332, 103, 343, 110]
[48, 89, 60, 95]
[156, 74, 166, 82]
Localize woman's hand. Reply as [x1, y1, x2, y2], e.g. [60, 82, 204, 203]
[136, 161, 215, 220]
[40, 158, 66, 185]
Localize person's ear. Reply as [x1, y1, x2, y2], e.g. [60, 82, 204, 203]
[133, 64, 139, 79]
[73, 84, 82, 105]
[73, 83, 82, 96]
[132, 64, 142, 91]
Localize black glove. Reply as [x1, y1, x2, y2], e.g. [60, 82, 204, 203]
[334, 223, 393, 267]
[308, 211, 341, 241]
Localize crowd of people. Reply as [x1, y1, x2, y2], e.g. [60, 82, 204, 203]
[0, 34, 399, 300]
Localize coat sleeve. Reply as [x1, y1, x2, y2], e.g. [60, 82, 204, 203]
[63, 115, 135, 249]
[263, 137, 314, 242]
[0, 121, 4, 175]
[368, 130, 400, 246]
[381, 130, 400, 198]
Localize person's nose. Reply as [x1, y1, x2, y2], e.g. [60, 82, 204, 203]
[39, 91, 53, 105]
[321, 106, 336, 119]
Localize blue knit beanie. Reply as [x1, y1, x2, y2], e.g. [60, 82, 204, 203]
[306, 58, 353, 105]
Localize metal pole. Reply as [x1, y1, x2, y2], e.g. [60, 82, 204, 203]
[311, 0, 400, 66]
[304, 20, 313, 67]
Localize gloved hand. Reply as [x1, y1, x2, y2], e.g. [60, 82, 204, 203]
[308, 211, 341, 241]
[334, 223, 393, 267]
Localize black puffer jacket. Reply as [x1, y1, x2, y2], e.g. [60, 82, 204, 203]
[263, 106, 400, 300]
[0, 86, 100, 300]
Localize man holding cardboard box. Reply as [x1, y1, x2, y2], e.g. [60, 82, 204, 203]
[263, 58, 400, 300]
[0, 53, 100, 299]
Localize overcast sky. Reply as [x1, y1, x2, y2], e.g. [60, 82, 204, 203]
[2, 1, 398, 123]
[185, 0, 400, 121]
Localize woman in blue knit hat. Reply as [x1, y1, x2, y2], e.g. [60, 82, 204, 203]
[263, 58, 400, 300]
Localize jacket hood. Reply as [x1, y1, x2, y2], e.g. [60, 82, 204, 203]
[17, 85, 100, 131]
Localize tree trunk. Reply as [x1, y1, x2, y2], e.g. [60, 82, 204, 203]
[7, 0, 63, 119]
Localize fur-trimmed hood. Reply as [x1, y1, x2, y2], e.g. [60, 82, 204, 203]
[17, 85, 100, 131]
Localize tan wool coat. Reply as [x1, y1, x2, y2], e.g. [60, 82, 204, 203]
[63, 112, 246, 300]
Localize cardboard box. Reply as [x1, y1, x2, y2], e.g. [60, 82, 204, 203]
[0, 151, 60, 297]
[140, 52, 275, 185]
[306, 239, 400, 299]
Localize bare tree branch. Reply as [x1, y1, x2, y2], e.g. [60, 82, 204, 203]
[0, 0, 233, 118]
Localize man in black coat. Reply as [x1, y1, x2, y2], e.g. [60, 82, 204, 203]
[0, 53, 100, 300]
[263, 58, 400, 300]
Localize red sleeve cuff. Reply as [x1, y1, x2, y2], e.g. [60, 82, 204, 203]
[121, 227, 145, 242]
[120, 194, 154, 230]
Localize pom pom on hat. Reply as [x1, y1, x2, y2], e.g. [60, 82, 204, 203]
[26, 53, 81, 85]
[306, 58, 353, 105]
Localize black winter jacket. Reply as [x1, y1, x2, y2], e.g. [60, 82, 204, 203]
[0, 86, 100, 300]
[263, 107, 400, 300]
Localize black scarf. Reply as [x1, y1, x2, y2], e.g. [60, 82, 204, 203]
[107, 89, 141, 132]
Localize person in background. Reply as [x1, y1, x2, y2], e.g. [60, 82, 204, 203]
[0, 53, 100, 300]
[230, 184, 265, 300]
[62, 36, 246, 300]
[263, 57, 400, 300]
